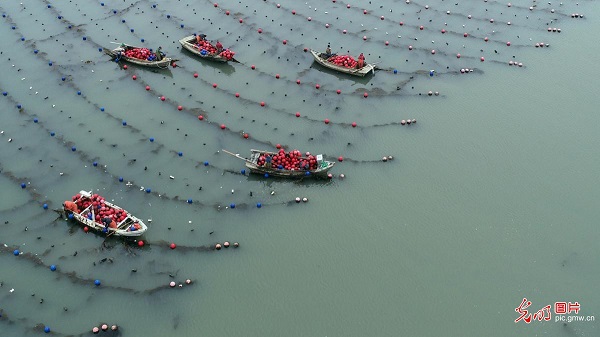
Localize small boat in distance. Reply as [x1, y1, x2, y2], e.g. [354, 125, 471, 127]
[63, 190, 147, 237]
[104, 43, 174, 69]
[310, 49, 376, 76]
[222, 149, 335, 178]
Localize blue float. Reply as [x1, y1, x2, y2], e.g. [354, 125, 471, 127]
[21, 183, 26, 188]
[100, 2, 105, 5]
[50, 132, 55, 136]
[43, 204, 48, 209]
[68, 25, 72, 29]
[71, 146, 76, 151]
[141, 38, 145, 43]
[17, 104, 22, 109]
[204, 161, 209, 166]
[87, 213, 93, 220]
[113, 10, 117, 14]
[130, 28, 134, 32]
[264, 173, 269, 178]
[305, 171, 310, 176]
[167, 14, 171, 18]
[278, 165, 283, 169]
[94, 279, 101, 286]
[34, 49, 38, 54]
[230, 203, 235, 209]
[47, 4, 51, 8]
[393, 69, 398, 74]
[430, 70, 434, 77]
[11, 26, 15, 30]
[58, 16, 62, 19]
[100, 107, 105, 111]
[44, 327, 50, 333]
[2, 14, 5, 18]
[2, 92, 7, 96]
[119, 177, 124, 182]
[122, 120, 127, 126]
[153, 4, 157, 8]
[149, 137, 154, 142]
[77, 91, 81, 95]
[93, 161, 98, 167]
[241, 169, 246, 175]
[257, 203, 262, 208]
[21, 37, 25, 41]
[13, 250, 19, 256]
[48, 62, 53, 66]
[122, 19, 126, 23]
[181, 24, 184, 28]
[146, 188, 151, 193]
[34, 118, 38, 123]
[68, 213, 74, 219]
[50, 265, 56, 271]
[61, 77, 66, 81]
[178, 152, 183, 157]
[98, 48, 102, 52]
[187, 199, 193, 204]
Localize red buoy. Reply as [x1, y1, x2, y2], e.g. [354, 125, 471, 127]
[260, 101, 265, 106]
[138, 240, 144, 247]
[275, 74, 280, 79]
[295, 112, 300, 117]
[239, 19, 243, 23]
[257, 28, 262, 34]
[198, 115, 204, 120]
[132, 75, 137, 80]
[160, 96, 165, 101]
[324, 118, 330, 124]
[170, 243, 176, 249]
[363, 92, 368, 98]
[145, 85, 150, 91]
[84, 226, 89, 233]
[420, 25, 424, 30]
[282, 40, 287, 45]
[251, 65, 256, 70]
[338, 156, 344, 162]
[213, 3, 218, 7]
[276, 144, 282, 149]
[336, 89, 341, 94]
[292, 10, 296, 15]
[220, 124, 226, 129]
[225, 10, 230, 15]
[212, 83, 217, 88]
[235, 92, 240, 98]
[123, 65, 128, 69]
[296, 79, 301, 85]
[480, 56, 485, 62]
[177, 105, 183, 111]
[193, 73, 198, 78]
[351, 122, 357, 127]
[243, 133, 249, 139]
[315, 84, 320, 89]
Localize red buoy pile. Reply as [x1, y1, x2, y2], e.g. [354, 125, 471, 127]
[256, 149, 319, 171]
[72, 193, 129, 226]
[195, 41, 217, 54]
[123, 48, 156, 61]
[327, 55, 357, 68]
[218, 49, 235, 60]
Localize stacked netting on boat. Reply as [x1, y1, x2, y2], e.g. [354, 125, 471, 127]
[256, 149, 319, 171]
[327, 55, 358, 68]
[72, 193, 129, 225]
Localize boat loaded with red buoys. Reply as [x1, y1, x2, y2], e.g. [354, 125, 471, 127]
[222, 149, 335, 178]
[63, 190, 147, 237]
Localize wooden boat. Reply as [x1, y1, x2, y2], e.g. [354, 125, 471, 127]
[64, 190, 148, 237]
[105, 43, 173, 69]
[178, 35, 237, 63]
[310, 49, 376, 76]
[222, 149, 335, 178]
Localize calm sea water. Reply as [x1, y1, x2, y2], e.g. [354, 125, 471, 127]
[1, 1, 599, 336]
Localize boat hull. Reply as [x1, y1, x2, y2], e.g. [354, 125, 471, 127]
[65, 190, 147, 237]
[105, 45, 173, 69]
[310, 50, 375, 77]
[178, 35, 230, 63]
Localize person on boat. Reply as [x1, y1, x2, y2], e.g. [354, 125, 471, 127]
[102, 217, 112, 230]
[265, 154, 272, 168]
[63, 201, 79, 213]
[196, 34, 207, 44]
[324, 45, 333, 58]
[155, 46, 164, 61]
[357, 53, 365, 69]
[215, 40, 223, 53]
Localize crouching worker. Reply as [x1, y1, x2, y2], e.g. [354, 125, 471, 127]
[63, 201, 79, 214]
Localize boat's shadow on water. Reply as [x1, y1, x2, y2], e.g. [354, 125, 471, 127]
[179, 49, 236, 75]
[309, 63, 375, 84]
[245, 173, 335, 186]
